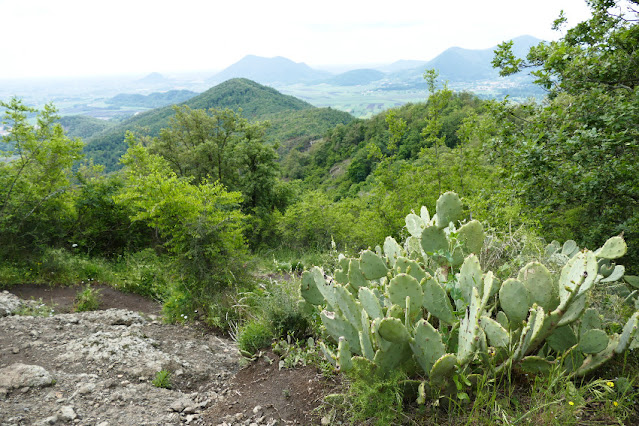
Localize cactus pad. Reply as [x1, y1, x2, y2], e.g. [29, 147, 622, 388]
[422, 277, 455, 324]
[578, 329, 609, 354]
[378, 317, 411, 343]
[389, 273, 423, 313]
[429, 353, 457, 384]
[360, 250, 388, 280]
[435, 192, 463, 229]
[519, 356, 553, 374]
[321, 310, 361, 354]
[420, 225, 448, 255]
[480, 316, 509, 348]
[395, 257, 427, 283]
[615, 311, 639, 354]
[457, 220, 485, 254]
[594, 236, 627, 259]
[499, 278, 530, 326]
[518, 262, 558, 312]
[358, 286, 383, 320]
[580, 308, 602, 337]
[458, 287, 481, 364]
[383, 236, 403, 267]
[458, 254, 483, 308]
[348, 259, 368, 289]
[405, 213, 425, 238]
[301, 268, 325, 305]
[334, 284, 363, 330]
[547, 325, 578, 352]
[410, 319, 446, 375]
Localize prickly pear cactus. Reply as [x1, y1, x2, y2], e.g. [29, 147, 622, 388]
[300, 192, 639, 403]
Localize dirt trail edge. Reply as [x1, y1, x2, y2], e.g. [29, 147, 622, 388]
[0, 290, 331, 426]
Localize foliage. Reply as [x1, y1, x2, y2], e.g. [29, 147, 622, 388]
[332, 369, 406, 425]
[69, 165, 152, 257]
[58, 115, 114, 140]
[0, 99, 83, 256]
[148, 105, 291, 248]
[303, 192, 639, 405]
[490, 0, 639, 271]
[14, 299, 56, 317]
[236, 319, 274, 356]
[152, 370, 172, 389]
[115, 133, 250, 311]
[74, 284, 101, 312]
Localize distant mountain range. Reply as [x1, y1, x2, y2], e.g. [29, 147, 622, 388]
[206, 35, 542, 87]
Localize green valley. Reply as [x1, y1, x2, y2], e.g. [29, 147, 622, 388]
[1, 1, 638, 424]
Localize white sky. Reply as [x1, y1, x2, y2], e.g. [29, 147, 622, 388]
[0, 0, 593, 79]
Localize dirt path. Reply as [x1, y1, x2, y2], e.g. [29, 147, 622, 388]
[0, 286, 334, 425]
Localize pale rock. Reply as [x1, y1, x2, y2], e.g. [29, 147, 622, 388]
[58, 405, 77, 421]
[0, 291, 23, 316]
[0, 363, 55, 390]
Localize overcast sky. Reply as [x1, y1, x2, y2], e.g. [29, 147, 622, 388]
[0, 0, 593, 79]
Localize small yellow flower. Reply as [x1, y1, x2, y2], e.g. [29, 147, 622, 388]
[613, 401, 619, 407]
[607, 381, 615, 388]
[568, 401, 574, 406]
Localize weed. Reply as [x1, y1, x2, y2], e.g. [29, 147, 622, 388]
[236, 319, 274, 355]
[74, 285, 100, 312]
[14, 298, 55, 317]
[152, 370, 172, 389]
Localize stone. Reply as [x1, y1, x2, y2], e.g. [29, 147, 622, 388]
[0, 363, 55, 390]
[170, 397, 193, 413]
[76, 383, 96, 395]
[42, 415, 58, 425]
[0, 291, 23, 316]
[58, 405, 77, 421]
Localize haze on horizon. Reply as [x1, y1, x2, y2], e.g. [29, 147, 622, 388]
[0, 0, 593, 80]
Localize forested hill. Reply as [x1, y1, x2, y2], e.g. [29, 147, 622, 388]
[83, 78, 352, 170]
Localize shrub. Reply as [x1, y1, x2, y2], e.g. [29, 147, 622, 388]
[236, 319, 274, 355]
[74, 285, 100, 312]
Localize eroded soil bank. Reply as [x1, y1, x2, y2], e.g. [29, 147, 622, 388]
[0, 287, 333, 425]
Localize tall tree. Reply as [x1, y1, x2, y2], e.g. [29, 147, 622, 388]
[149, 106, 288, 247]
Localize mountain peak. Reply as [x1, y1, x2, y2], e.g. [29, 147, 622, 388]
[209, 55, 331, 85]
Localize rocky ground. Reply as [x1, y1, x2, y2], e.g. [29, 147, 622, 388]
[0, 287, 336, 425]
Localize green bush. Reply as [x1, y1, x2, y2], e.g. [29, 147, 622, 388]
[74, 285, 100, 312]
[236, 319, 274, 355]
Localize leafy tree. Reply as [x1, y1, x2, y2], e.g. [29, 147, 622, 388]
[491, 0, 639, 268]
[0, 99, 83, 255]
[149, 106, 289, 247]
[116, 133, 249, 301]
[69, 164, 152, 257]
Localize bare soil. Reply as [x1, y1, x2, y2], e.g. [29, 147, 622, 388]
[0, 284, 336, 425]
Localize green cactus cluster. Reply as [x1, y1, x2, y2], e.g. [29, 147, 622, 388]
[301, 192, 639, 402]
[546, 239, 639, 309]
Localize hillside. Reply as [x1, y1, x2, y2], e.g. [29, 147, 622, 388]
[105, 90, 198, 108]
[84, 78, 353, 170]
[208, 55, 331, 85]
[58, 116, 115, 140]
